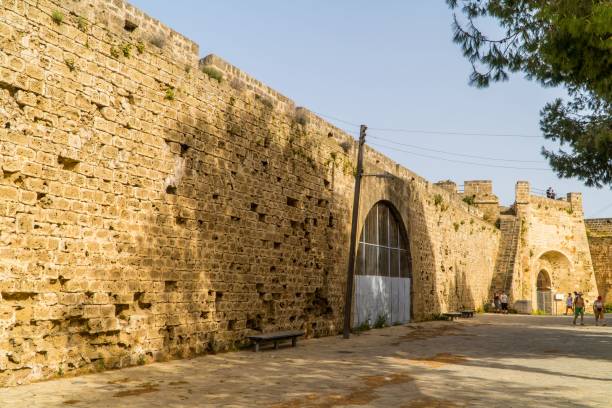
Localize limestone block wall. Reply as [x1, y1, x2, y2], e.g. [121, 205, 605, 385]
[512, 182, 598, 311]
[0, 0, 499, 385]
[585, 219, 612, 303]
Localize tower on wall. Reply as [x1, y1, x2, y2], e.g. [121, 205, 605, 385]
[504, 182, 598, 313]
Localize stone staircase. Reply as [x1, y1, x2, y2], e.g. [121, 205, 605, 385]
[491, 215, 521, 297]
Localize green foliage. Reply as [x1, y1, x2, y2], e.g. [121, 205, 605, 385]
[110, 46, 120, 59]
[165, 87, 175, 101]
[51, 10, 64, 25]
[447, 0, 611, 188]
[605, 303, 612, 313]
[64, 58, 76, 72]
[96, 356, 106, 372]
[255, 94, 274, 109]
[201, 65, 223, 82]
[294, 109, 310, 126]
[136, 41, 145, 54]
[77, 16, 88, 32]
[354, 320, 371, 332]
[149, 35, 166, 49]
[374, 314, 387, 329]
[137, 354, 146, 366]
[433, 194, 443, 207]
[121, 43, 132, 58]
[462, 195, 475, 206]
[57, 364, 64, 377]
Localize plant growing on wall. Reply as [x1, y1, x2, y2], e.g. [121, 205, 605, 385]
[110, 46, 120, 59]
[201, 66, 223, 82]
[165, 87, 175, 100]
[293, 109, 309, 126]
[462, 195, 475, 206]
[64, 58, 76, 72]
[434, 194, 444, 206]
[149, 35, 166, 49]
[51, 10, 64, 25]
[77, 16, 88, 32]
[121, 43, 132, 58]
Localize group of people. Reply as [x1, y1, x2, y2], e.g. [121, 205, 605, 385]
[492, 291, 509, 313]
[565, 292, 607, 326]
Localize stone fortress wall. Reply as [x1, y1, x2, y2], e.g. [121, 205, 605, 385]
[585, 219, 612, 303]
[0, 0, 600, 386]
[435, 180, 600, 313]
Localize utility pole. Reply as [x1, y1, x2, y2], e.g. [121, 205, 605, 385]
[343, 124, 367, 339]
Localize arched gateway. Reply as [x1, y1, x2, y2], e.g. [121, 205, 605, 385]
[353, 201, 412, 327]
[536, 270, 552, 313]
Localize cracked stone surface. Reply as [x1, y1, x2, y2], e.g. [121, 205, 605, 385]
[1, 313, 610, 407]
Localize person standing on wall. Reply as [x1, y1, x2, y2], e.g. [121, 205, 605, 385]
[573, 293, 585, 326]
[565, 293, 574, 315]
[500, 292, 509, 314]
[593, 296, 606, 326]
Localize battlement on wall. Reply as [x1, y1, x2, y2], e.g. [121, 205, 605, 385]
[514, 181, 583, 213]
[200, 54, 297, 114]
[585, 218, 612, 235]
[54, 0, 199, 65]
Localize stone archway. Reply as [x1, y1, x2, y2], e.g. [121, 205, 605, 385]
[353, 201, 412, 327]
[536, 269, 552, 313]
[533, 251, 571, 314]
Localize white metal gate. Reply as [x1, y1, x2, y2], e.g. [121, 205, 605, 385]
[537, 290, 552, 314]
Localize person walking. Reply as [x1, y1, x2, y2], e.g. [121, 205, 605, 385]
[593, 296, 606, 326]
[494, 292, 501, 313]
[565, 293, 573, 315]
[573, 293, 585, 325]
[500, 292, 509, 314]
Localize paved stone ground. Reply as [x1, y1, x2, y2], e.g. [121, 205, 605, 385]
[2, 313, 610, 407]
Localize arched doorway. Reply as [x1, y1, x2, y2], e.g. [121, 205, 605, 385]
[534, 251, 571, 315]
[536, 270, 552, 313]
[354, 201, 412, 327]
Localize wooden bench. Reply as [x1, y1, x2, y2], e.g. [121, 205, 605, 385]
[442, 312, 462, 321]
[461, 309, 475, 318]
[247, 330, 304, 352]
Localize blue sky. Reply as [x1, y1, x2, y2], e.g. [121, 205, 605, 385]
[129, 0, 611, 218]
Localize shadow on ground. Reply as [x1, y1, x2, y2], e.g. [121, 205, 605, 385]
[1, 314, 610, 407]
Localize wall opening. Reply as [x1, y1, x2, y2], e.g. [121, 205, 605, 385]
[536, 269, 552, 314]
[353, 201, 412, 327]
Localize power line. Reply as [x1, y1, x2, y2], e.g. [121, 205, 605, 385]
[312, 111, 361, 128]
[368, 134, 543, 163]
[369, 127, 540, 138]
[368, 141, 551, 171]
[592, 202, 612, 216]
[313, 110, 541, 138]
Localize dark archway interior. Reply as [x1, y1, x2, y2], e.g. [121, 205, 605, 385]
[537, 270, 551, 291]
